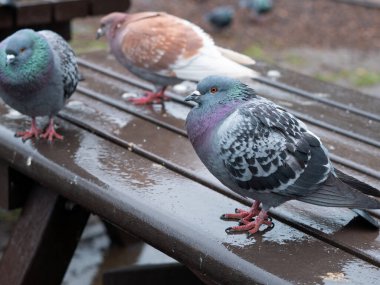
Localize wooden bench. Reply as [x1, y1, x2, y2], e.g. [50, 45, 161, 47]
[0, 0, 131, 40]
[0, 50, 379, 284]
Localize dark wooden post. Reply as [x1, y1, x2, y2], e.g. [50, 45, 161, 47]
[0, 185, 89, 285]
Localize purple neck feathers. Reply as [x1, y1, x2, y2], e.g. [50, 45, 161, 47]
[186, 101, 240, 147]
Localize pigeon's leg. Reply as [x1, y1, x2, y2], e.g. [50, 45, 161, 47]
[40, 117, 63, 142]
[220, 200, 260, 224]
[225, 210, 273, 236]
[129, 86, 168, 105]
[15, 117, 41, 141]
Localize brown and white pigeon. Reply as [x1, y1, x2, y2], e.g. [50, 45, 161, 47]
[97, 11, 258, 104]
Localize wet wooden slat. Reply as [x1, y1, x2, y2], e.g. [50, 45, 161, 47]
[1, 50, 380, 284]
[61, 90, 380, 268]
[1, 108, 379, 284]
[78, 54, 380, 142]
[76, 58, 380, 179]
[75, 52, 380, 265]
[253, 62, 380, 119]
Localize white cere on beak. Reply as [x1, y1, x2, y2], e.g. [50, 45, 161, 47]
[192, 90, 201, 97]
[6, 54, 15, 64]
[96, 28, 105, 39]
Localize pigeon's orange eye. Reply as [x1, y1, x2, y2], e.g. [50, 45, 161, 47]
[20, 48, 26, 53]
[210, 87, 218, 94]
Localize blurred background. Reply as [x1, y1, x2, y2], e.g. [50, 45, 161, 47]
[71, 0, 380, 98]
[1, 0, 379, 284]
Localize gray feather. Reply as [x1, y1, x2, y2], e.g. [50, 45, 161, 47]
[38, 30, 79, 99]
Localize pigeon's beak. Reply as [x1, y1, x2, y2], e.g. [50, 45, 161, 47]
[185, 90, 201, 103]
[6, 54, 15, 65]
[96, 27, 105, 39]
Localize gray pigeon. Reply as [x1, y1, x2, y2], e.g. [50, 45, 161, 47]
[0, 29, 79, 142]
[185, 76, 380, 236]
[205, 5, 235, 30]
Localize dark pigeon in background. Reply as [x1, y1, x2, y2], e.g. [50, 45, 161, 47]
[239, 0, 273, 20]
[97, 12, 258, 105]
[205, 5, 235, 30]
[0, 29, 79, 142]
[185, 75, 380, 236]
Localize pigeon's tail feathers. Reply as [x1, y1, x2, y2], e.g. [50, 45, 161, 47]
[217, 47, 256, 65]
[351, 209, 380, 228]
[334, 168, 380, 197]
[297, 174, 380, 209]
[175, 54, 259, 81]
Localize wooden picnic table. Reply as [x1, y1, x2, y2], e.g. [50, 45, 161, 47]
[0, 0, 131, 40]
[0, 50, 379, 285]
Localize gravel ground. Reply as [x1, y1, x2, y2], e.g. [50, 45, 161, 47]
[128, 0, 380, 97]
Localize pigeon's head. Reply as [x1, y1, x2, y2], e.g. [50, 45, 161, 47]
[97, 12, 127, 40]
[185, 75, 255, 106]
[5, 29, 35, 66]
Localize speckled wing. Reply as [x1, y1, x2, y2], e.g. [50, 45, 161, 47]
[38, 30, 79, 99]
[218, 98, 331, 198]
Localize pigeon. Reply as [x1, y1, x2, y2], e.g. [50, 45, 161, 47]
[185, 76, 380, 236]
[205, 5, 235, 30]
[97, 12, 258, 105]
[0, 29, 79, 142]
[239, 0, 273, 21]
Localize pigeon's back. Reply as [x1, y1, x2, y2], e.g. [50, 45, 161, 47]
[111, 12, 258, 85]
[38, 30, 79, 99]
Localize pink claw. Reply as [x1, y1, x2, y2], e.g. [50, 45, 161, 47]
[40, 118, 63, 142]
[15, 118, 41, 141]
[221, 200, 261, 224]
[225, 210, 273, 236]
[222, 201, 274, 236]
[128, 88, 168, 105]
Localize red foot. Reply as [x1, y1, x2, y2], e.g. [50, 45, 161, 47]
[225, 210, 273, 236]
[15, 118, 41, 141]
[128, 88, 168, 105]
[40, 118, 63, 142]
[221, 201, 261, 224]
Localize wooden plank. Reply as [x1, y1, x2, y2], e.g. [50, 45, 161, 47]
[76, 58, 380, 175]
[89, 0, 130, 15]
[52, 0, 89, 22]
[73, 53, 380, 265]
[103, 263, 204, 285]
[253, 62, 380, 118]
[1, 110, 379, 284]
[63, 90, 380, 267]
[0, 186, 89, 285]
[16, 1, 53, 26]
[0, 7, 14, 30]
[0, 162, 32, 210]
[0, 53, 379, 283]
[78, 53, 380, 143]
